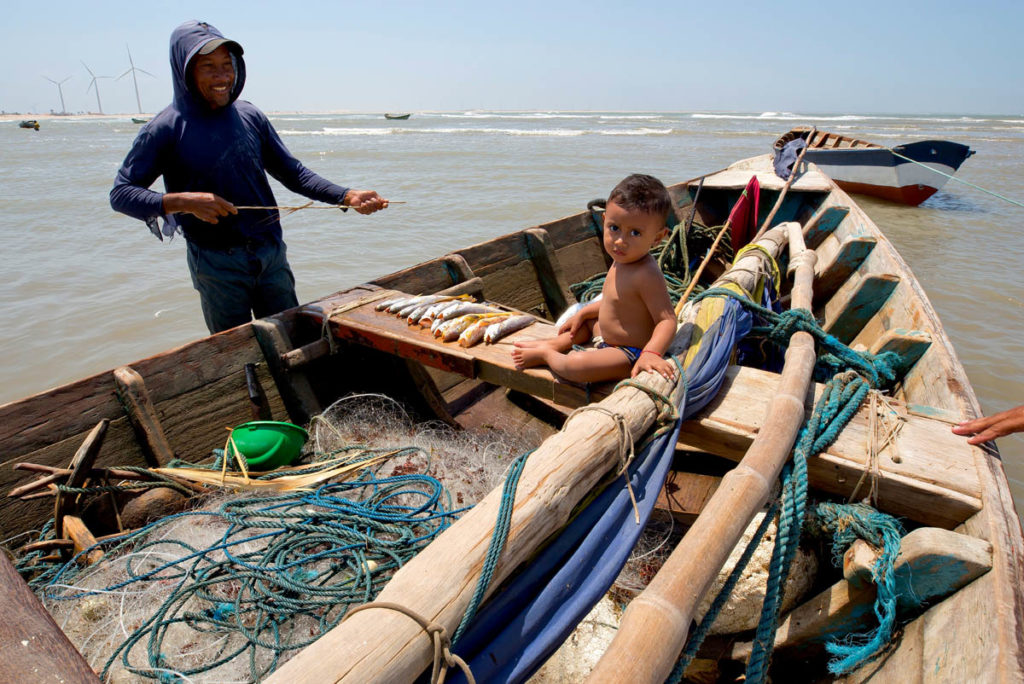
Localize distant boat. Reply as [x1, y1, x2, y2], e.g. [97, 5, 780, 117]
[384, 113, 411, 120]
[132, 117, 149, 124]
[18, 120, 40, 130]
[773, 127, 975, 206]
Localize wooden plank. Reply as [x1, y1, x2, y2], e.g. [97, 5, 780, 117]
[63, 514, 105, 565]
[728, 527, 991, 660]
[54, 419, 109, 538]
[252, 317, 322, 425]
[300, 291, 611, 409]
[655, 471, 722, 525]
[813, 235, 877, 306]
[869, 328, 933, 378]
[0, 324, 272, 460]
[525, 228, 576, 320]
[676, 365, 983, 528]
[822, 273, 901, 343]
[0, 552, 100, 683]
[113, 367, 175, 467]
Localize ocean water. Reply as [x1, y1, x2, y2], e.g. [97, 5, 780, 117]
[2, 110, 1022, 520]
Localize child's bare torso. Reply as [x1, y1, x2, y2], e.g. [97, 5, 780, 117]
[595, 256, 660, 348]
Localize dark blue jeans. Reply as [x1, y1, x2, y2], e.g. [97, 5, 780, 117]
[186, 238, 299, 333]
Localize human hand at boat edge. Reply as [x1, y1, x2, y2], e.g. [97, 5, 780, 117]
[952, 405, 1024, 445]
[631, 350, 676, 382]
[343, 189, 389, 215]
[162, 192, 237, 223]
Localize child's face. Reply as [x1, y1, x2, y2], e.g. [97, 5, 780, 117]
[602, 201, 668, 265]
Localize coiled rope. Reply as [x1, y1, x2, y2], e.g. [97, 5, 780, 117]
[36, 454, 463, 682]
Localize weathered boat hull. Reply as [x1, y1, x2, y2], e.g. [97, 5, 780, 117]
[1, 154, 1021, 682]
[774, 128, 975, 205]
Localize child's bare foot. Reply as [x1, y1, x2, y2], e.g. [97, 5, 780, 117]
[512, 346, 548, 370]
[513, 338, 546, 349]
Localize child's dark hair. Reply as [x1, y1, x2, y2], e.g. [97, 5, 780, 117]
[608, 173, 672, 220]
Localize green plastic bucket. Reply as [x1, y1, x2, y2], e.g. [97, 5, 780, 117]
[227, 421, 308, 469]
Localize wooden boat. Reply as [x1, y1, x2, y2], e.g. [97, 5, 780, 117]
[384, 112, 411, 120]
[2, 153, 1021, 683]
[18, 119, 40, 130]
[773, 127, 975, 205]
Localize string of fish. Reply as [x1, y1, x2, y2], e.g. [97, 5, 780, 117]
[39, 457, 467, 682]
[374, 293, 536, 345]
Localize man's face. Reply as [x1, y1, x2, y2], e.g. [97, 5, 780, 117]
[192, 45, 235, 109]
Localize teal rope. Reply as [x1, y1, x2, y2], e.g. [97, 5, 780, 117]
[887, 148, 1024, 208]
[35, 464, 463, 682]
[693, 287, 900, 389]
[814, 502, 905, 674]
[452, 450, 533, 646]
[667, 498, 781, 682]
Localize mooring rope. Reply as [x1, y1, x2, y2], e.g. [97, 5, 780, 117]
[885, 147, 1024, 208]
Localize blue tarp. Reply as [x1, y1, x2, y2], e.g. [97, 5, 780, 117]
[446, 298, 755, 683]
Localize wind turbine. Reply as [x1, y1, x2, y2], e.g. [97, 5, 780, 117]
[118, 45, 154, 114]
[44, 76, 71, 114]
[82, 62, 111, 114]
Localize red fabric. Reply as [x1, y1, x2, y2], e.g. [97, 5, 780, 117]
[728, 175, 760, 251]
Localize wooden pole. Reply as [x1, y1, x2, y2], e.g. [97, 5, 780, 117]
[674, 217, 733, 315]
[587, 221, 818, 683]
[266, 371, 683, 684]
[751, 127, 817, 242]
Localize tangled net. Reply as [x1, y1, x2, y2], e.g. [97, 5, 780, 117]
[34, 394, 535, 683]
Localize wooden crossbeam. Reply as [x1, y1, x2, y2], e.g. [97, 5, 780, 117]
[822, 273, 901, 343]
[676, 365, 981, 528]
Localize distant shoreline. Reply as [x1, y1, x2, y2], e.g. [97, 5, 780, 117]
[1, 113, 150, 122]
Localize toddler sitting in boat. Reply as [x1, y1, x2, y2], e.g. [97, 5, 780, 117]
[512, 173, 677, 383]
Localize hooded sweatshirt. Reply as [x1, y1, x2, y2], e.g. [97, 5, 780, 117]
[110, 20, 350, 249]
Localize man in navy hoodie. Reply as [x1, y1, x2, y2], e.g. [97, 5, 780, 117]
[111, 20, 388, 333]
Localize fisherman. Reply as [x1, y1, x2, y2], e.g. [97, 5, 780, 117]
[110, 20, 388, 333]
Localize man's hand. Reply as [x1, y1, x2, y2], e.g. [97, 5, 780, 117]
[163, 192, 237, 224]
[952, 405, 1024, 445]
[343, 189, 389, 215]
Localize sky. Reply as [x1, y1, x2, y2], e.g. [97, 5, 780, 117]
[3, 0, 1021, 116]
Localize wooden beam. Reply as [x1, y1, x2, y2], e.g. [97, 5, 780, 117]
[676, 364, 981, 528]
[53, 419, 109, 538]
[113, 367, 174, 467]
[252, 318, 322, 425]
[869, 328, 933, 377]
[654, 471, 722, 525]
[728, 527, 992, 660]
[813, 234, 877, 306]
[525, 228, 576, 321]
[822, 273, 901, 343]
[0, 552, 100, 683]
[62, 514, 104, 565]
[589, 223, 806, 683]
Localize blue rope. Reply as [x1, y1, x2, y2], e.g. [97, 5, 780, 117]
[452, 450, 533, 646]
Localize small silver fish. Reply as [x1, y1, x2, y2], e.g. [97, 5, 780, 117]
[484, 315, 536, 343]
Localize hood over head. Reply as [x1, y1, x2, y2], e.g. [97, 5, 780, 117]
[169, 20, 246, 112]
